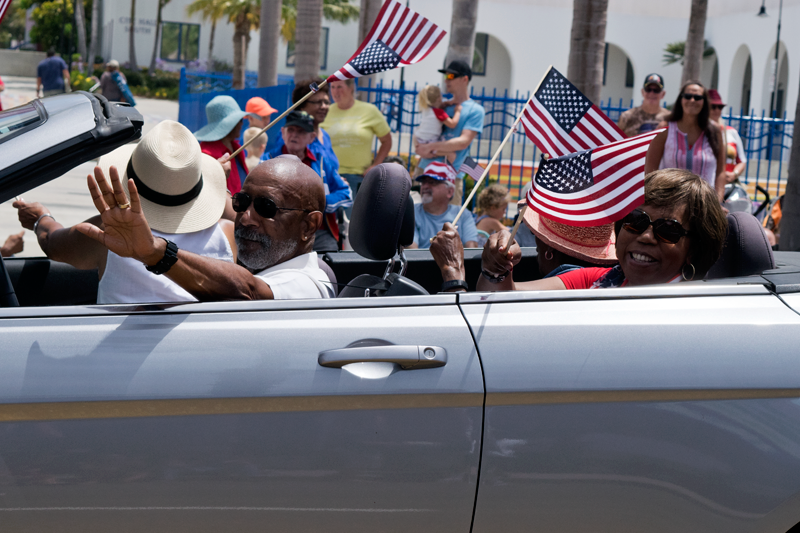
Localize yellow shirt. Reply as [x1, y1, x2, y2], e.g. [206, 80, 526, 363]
[321, 100, 391, 175]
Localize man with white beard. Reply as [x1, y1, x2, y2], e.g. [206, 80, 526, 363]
[76, 157, 335, 300]
[408, 161, 478, 249]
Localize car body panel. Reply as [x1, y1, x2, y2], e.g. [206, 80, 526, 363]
[0, 296, 482, 532]
[462, 288, 800, 533]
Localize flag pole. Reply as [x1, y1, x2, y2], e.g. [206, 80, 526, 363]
[229, 79, 329, 160]
[451, 66, 552, 226]
[506, 204, 528, 248]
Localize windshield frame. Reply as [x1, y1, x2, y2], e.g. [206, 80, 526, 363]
[0, 99, 47, 146]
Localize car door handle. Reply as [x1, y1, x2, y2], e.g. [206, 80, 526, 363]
[318, 341, 447, 370]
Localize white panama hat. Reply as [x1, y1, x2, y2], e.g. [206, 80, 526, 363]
[97, 120, 227, 234]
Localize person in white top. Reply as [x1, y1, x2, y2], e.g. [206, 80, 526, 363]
[75, 157, 334, 301]
[13, 120, 237, 304]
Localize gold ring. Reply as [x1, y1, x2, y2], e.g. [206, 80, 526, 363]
[429, 237, 435, 243]
[118, 202, 131, 209]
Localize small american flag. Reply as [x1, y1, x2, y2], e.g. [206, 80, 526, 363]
[327, 0, 446, 82]
[526, 129, 664, 227]
[0, 0, 12, 26]
[458, 157, 485, 181]
[520, 67, 624, 158]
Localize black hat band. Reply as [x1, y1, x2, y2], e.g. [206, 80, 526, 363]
[127, 159, 204, 207]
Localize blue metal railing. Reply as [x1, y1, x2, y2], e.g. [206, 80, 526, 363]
[178, 69, 794, 204]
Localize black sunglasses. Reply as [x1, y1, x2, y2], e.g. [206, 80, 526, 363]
[621, 208, 691, 244]
[681, 93, 704, 102]
[231, 192, 312, 219]
[643, 87, 662, 94]
[711, 104, 725, 110]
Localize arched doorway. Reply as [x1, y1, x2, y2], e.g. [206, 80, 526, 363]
[599, 43, 634, 105]
[469, 33, 512, 96]
[761, 41, 789, 116]
[727, 44, 752, 114]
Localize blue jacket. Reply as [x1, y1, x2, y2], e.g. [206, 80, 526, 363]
[268, 130, 340, 172]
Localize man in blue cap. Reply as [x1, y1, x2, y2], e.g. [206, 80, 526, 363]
[195, 95, 253, 194]
[262, 110, 352, 252]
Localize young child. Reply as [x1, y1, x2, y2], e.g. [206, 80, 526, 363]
[243, 127, 268, 171]
[475, 184, 510, 247]
[415, 85, 461, 162]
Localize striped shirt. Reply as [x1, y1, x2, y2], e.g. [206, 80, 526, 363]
[659, 122, 717, 187]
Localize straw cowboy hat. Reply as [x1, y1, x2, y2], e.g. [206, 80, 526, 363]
[522, 200, 617, 264]
[193, 95, 250, 142]
[98, 120, 227, 234]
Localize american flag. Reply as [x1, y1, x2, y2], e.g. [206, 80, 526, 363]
[526, 129, 664, 227]
[458, 157, 486, 181]
[327, 0, 446, 82]
[520, 67, 624, 158]
[0, 0, 12, 26]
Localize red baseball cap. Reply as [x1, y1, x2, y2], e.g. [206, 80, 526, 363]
[246, 97, 278, 116]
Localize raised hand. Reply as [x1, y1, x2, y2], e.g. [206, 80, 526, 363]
[429, 222, 465, 281]
[75, 165, 160, 263]
[481, 229, 522, 277]
[13, 200, 48, 231]
[1, 231, 25, 257]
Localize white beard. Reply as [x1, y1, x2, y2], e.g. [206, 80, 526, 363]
[235, 227, 298, 271]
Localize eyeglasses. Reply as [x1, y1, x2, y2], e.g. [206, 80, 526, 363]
[711, 104, 725, 110]
[231, 192, 312, 219]
[681, 93, 704, 102]
[621, 208, 691, 244]
[444, 73, 458, 80]
[643, 87, 662, 94]
[306, 99, 329, 107]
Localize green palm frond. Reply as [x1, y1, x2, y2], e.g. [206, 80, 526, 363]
[281, 0, 358, 43]
[663, 40, 715, 66]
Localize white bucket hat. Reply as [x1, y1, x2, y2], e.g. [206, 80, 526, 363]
[97, 120, 227, 234]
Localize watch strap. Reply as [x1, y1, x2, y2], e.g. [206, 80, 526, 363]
[440, 279, 468, 293]
[145, 238, 179, 275]
[481, 269, 510, 283]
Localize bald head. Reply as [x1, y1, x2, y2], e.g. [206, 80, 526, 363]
[246, 157, 325, 212]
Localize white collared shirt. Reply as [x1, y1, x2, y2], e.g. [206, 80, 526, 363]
[255, 252, 334, 299]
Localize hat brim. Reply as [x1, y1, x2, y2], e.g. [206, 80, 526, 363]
[522, 202, 618, 265]
[98, 143, 227, 234]
[283, 122, 314, 133]
[193, 110, 249, 142]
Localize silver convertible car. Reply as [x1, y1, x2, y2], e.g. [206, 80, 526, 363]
[2, 93, 800, 533]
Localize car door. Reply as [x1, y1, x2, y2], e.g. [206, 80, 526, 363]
[0, 294, 483, 533]
[461, 283, 800, 533]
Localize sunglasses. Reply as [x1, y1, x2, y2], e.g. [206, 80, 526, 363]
[643, 87, 662, 94]
[231, 192, 312, 219]
[306, 99, 329, 107]
[621, 208, 691, 244]
[681, 93, 705, 102]
[711, 104, 725, 110]
[444, 73, 459, 80]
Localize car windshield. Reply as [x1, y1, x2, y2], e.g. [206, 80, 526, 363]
[0, 103, 42, 142]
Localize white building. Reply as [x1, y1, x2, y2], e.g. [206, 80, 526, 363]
[100, 0, 797, 115]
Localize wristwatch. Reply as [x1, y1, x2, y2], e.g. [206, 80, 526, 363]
[481, 269, 510, 283]
[440, 279, 468, 293]
[145, 238, 179, 275]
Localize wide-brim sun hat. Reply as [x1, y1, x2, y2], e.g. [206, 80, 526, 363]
[193, 95, 249, 142]
[98, 120, 227, 234]
[522, 200, 617, 265]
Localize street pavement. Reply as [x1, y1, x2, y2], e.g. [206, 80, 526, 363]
[0, 77, 178, 257]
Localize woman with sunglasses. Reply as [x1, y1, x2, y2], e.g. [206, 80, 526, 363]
[433, 169, 727, 292]
[645, 80, 726, 203]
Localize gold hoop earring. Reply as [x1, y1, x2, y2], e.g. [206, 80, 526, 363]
[544, 250, 554, 261]
[682, 263, 696, 281]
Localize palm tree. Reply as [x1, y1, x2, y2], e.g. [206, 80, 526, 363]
[258, 0, 281, 86]
[87, 0, 100, 73]
[780, 77, 800, 250]
[129, 0, 139, 71]
[682, 0, 708, 84]
[294, 0, 323, 80]
[444, 0, 478, 67]
[149, 0, 172, 74]
[662, 40, 715, 66]
[566, 0, 608, 105]
[186, 0, 227, 66]
[74, 0, 88, 72]
[224, 0, 260, 89]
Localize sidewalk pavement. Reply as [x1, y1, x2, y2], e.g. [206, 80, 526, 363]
[0, 77, 179, 257]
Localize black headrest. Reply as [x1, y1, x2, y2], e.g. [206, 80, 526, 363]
[349, 164, 412, 261]
[706, 212, 775, 279]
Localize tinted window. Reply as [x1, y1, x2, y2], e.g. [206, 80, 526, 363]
[0, 103, 42, 143]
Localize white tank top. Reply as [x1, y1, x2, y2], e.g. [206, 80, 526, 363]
[96, 224, 234, 304]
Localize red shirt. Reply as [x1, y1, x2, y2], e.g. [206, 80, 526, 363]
[557, 267, 614, 290]
[432, 107, 449, 121]
[200, 139, 249, 194]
